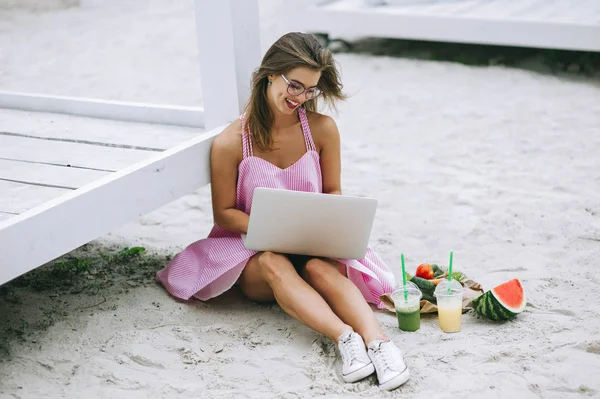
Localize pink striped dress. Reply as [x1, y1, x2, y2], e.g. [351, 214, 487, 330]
[156, 108, 396, 309]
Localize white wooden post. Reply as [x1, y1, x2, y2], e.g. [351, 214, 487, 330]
[194, 0, 261, 129]
[230, 0, 262, 113]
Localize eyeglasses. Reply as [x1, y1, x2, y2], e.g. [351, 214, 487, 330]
[280, 74, 322, 100]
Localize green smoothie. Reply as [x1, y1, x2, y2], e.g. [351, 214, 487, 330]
[392, 284, 422, 332]
[396, 308, 420, 332]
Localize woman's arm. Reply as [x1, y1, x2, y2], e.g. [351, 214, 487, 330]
[210, 123, 250, 234]
[314, 114, 343, 195]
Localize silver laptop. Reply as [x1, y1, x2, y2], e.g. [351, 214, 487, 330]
[241, 188, 378, 260]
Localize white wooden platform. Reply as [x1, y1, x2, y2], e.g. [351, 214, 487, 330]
[0, 108, 222, 285]
[0, 0, 261, 287]
[288, 0, 600, 52]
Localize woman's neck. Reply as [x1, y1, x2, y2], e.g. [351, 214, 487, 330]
[271, 109, 299, 131]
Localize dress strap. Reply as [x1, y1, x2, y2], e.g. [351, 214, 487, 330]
[298, 107, 316, 152]
[240, 115, 253, 158]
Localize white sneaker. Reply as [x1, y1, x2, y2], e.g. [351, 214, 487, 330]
[367, 340, 410, 391]
[337, 330, 375, 383]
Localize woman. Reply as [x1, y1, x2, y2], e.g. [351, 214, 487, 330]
[157, 32, 409, 391]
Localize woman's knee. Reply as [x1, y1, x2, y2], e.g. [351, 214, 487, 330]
[302, 258, 342, 286]
[238, 253, 275, 302]
[258, 251, 295, 284]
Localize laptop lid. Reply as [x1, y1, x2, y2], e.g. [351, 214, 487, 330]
[242, 188, 377, 259]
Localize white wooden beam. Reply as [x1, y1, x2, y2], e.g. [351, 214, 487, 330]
[194, 0, 261, 129]
[0, 126, 223, 286]
[0, 91, 205, 128]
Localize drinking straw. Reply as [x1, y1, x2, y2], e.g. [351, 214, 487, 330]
[448, 251, 454, 294]
[401, 253, 408, 301]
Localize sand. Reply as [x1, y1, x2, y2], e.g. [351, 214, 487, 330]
[1, 1, 600, 398]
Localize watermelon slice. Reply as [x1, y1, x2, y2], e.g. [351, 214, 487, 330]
[471, 278, 526, 321]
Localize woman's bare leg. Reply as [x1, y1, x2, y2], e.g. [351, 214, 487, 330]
[300, 258, 388, 345]
[238, 252, 351, 342]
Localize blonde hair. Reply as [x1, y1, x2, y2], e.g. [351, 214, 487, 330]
[243, 32, 346, 152]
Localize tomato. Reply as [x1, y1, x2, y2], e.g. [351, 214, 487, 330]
[416, 263, 434, 280]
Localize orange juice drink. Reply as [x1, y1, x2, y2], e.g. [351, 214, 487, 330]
[434, 279, 463, 333]
[437, 295, 463, 332]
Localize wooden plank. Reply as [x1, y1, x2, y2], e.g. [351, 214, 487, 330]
[432, 0, 497, 16]
[533, 0, 595, 23]
[453, 0, 545, 20]
[0, 91, 204, 128]
[0, 126, 223, 286]
[0, 135, 157, 171]
[0, 158, 110, 188]
[503, 0, 552, 19]
[0, 108, 204, 150]
[477, 0, 579, 22]
[384, 0, 466, 16]
[0, 212, 15, 223]
[297, 0, 600, 52]
[0, 180, 70, 214]
[352, 0, 600, 24]
[194, 0, 261, 128]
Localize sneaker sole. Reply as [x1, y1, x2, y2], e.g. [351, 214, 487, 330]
[342, 362, 375, 383]
[380, 367, 410, 391]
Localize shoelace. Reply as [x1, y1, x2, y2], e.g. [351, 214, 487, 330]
[372, 343, 394, 370]
[341, 335, 360, 366]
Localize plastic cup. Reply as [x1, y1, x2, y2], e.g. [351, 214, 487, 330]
[391, 281, 422, 332]
[434, 279, 463, 333]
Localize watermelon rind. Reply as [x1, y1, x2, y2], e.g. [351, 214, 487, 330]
[472, 279, 526, 321]
[488, 294, 514, 321]
[472, 292, 509, 321]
